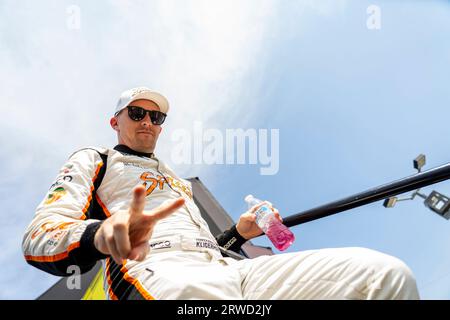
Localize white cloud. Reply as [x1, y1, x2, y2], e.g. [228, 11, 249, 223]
[0, 0, 281, 175]
[0, 0, 279, 299]
[0, 0, 350, 299]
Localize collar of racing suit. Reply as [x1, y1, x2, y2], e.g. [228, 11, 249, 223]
[113, 144, 154, 158]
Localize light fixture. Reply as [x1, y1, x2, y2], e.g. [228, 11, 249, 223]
[414, 154, 426, 172]
[383, 154, 450, 220]
[424, 191, 450, 220]
[383, 197, 397, 208]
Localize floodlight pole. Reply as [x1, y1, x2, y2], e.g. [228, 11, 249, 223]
[280, 162, 450, 228]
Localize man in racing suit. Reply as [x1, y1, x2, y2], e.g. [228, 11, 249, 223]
[22, 87, 420, 299]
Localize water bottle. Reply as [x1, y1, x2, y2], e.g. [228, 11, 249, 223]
[244, 195, 295, 251]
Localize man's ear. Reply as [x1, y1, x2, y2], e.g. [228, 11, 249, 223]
[110, 117, 119, 131]
[159, 127, 163, 133]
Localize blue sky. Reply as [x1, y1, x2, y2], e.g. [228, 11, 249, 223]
[1, 0, 450, 299]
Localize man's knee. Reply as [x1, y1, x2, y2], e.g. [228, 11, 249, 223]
[356, 248, 419, 299]
[379, 256, 419, 299]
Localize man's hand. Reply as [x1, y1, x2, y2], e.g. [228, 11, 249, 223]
[94, 185, 185, 264]
[236, 201, 282, 240]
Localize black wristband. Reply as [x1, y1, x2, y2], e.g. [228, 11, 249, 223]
[78, 221, 108, 265]
[215, 224, 247, 253]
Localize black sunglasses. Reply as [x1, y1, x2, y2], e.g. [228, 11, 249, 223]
[116, 106, 167, 125]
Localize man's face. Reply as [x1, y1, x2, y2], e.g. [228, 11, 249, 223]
[110, 99, 163, 153]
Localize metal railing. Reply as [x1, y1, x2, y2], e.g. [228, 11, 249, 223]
[279, 162, 450, 228]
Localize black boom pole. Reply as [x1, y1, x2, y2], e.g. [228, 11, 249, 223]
[282, 162, 450, 228]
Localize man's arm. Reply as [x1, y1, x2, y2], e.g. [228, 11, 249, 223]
[22, 149, 107, 276]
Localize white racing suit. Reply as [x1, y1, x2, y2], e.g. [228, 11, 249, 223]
[22, 145, 420, 299]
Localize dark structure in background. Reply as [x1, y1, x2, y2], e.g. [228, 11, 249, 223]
[37, 177, 273, 300]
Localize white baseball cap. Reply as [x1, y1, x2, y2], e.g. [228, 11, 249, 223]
[114, 87, 170, 115]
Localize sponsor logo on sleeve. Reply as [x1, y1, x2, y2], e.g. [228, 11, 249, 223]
[60, 164, 74, 174]
[44, 187, 67, 205]
[31, 221, 75, 241]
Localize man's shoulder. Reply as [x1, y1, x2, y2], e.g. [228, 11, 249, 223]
[68, 146, 113, 160]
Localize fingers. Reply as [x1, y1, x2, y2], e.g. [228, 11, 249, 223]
[248, 201, 283, 222]
[274, 210, 283, 223]
[145, 197, 185, 222]
[269, 205, 283, 222]
[128, 197, 184, 247]
[97, 194, 186, 264]
[130, 185, 146, 215]
[128, 241, 150, 261]
[249, 201, 271, 213]
[94, 229, 108, 255]
[113, 217, 131, 261]
[240, 211, 257, 221]
[249, 202, 265, 213]
[102, 223, 123, 265]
